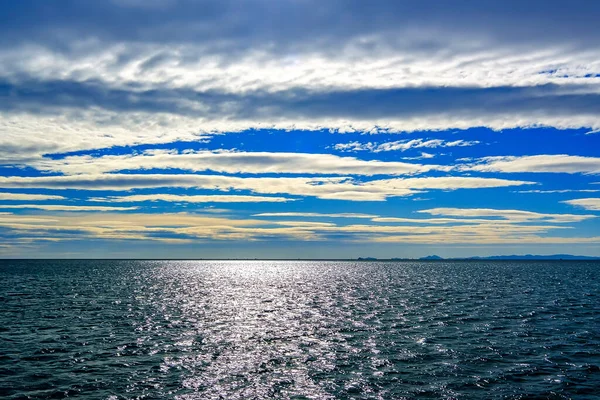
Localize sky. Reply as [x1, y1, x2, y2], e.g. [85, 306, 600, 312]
[1, 0, 600, 259]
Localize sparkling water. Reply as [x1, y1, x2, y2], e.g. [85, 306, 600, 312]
[1, 260, 599, 399]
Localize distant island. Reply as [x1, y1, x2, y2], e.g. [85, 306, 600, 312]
[355, 254, 600, 261]
[420, 254, 600, 261]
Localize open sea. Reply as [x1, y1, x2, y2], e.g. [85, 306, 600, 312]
[1, 260, 599, 399]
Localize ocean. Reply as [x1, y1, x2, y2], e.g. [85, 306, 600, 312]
[1, 260, 599, 399]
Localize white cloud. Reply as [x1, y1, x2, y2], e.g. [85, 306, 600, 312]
[419, 207, 596, 223]
[2, 109, 600, 165]
[0, 204, 138, 211]
[91, 194, 295, 203]
[461, 155, 600, 174]
[0, 174, 535, 201]
[516, 189, 600, 194]
[332, 142, 374, 152]
[0, 110, 214, 162]
[562, 198, 600, 211]
[402, 152, 436, 160]
[30, 150, 443, 176]
[253, 212, 377, 219]
[373, 234, 600, 245]
[0, 192, 66, 201]
[0, 212, 321, 242]
[381, 176, 534, 191]
[370, 217, 517, 224]
[326, 223, 570, 235]
[273, 221, 337, 228]
[333, 139, 479, 153]
[3, 37, 600, 95]
[0, 208, 592, 246]
[256, 212, 571, 225]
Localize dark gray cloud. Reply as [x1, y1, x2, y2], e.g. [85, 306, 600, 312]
[2, 79, 599, 122]
[2, 1, 600, 55]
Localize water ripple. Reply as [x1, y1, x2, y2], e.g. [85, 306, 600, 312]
[1, 260, 599, 399]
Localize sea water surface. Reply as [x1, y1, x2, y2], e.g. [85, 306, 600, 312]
[1, 260, 599, 399]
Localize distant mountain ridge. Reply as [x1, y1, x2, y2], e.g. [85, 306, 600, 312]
[419, 254, 600, 260]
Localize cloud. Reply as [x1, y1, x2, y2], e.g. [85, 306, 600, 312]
[369, 217, 521, 224]
[516, 189, 600, 194]
[461, 155, 600, 174]
[0, 192, 66, 201]
[0, 110, 213, 162]
[373, 234, 600, 245]
[0, 174, 535, 201]
[562, 198, 600, 211]
[1, 1, 599, 255]
[419, 207, 596, 223]
[2, 1, 600, 92]
[30, 150, 443, 176]
[0, 204, 138, 211]
[253, 212, 377, 219]
[402, 153, 436, 160]
[3, 82, 600, 140]
[256, 212, 577, 225]
[2, 84, 600, 162]
[326, 223, 571, 236]
[0, 212, 323, 242]
[380, 176, 534, 191]
[1, 1, 600, 165]
[91, 194, 295, 203]
[333, 139, 479, 153]
[0, 208, 592, 246]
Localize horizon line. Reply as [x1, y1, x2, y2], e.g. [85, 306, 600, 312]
[1, 257, 599, 261]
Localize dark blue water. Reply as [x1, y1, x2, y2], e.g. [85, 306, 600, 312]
[1, 260, 599, 399]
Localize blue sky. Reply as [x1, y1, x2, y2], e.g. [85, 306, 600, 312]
[1, 0, 600, 258]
